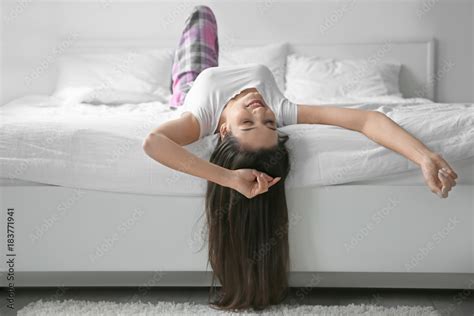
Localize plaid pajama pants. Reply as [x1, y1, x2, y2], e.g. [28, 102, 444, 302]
[169, 5, 219, 109]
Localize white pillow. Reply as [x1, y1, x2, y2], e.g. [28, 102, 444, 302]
[53, 49, 173, 105]
[219, 42, 289, 93]
[284, 54, 401, 104]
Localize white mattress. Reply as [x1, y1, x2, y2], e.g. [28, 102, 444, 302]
[1, 155, 473, 187]
[1, 95, 473, 196]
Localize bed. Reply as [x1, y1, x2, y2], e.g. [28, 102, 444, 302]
[1, 39, 473, 289]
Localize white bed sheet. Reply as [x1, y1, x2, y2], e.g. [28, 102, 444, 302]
[1, 95, 473, 196]
[1, 155, 473, 188]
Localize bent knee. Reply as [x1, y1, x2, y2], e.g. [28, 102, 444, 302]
[191, 5, 216, 17]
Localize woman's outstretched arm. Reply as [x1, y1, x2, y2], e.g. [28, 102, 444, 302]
[142, 112, 280, 198]
[296, 104, 458, 198]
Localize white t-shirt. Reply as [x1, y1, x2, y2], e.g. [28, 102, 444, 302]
[178, 63, 298, 139]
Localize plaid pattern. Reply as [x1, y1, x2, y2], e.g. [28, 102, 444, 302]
[169, 5, 219, 109]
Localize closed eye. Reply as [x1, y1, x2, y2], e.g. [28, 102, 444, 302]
[242, 120, 275, 125]
[240, 119, 277, 131]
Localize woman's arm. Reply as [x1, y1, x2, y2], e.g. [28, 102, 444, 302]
[142, 112, 279, 198]
[143, 112, 231, 187]
[297, 104, 458, 198]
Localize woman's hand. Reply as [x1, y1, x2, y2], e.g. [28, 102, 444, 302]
[420, 152, 458, 198]
[229, 169, 281, 199]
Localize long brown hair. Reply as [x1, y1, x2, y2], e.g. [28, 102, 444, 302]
[204, 131, 292, 311]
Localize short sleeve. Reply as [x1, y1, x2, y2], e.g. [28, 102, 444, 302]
[280, 98, 298, 126]
[179, 70, 216, 139]
[180, 104, 211, 139]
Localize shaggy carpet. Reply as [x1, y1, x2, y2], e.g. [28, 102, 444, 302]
[17, 298, 441, 315]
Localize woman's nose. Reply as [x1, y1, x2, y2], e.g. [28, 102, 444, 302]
[252, 106, 266, 115]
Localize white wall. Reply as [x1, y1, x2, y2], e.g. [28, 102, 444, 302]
[1, 0, 473, 104]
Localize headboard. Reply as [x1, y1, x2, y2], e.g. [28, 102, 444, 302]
[63, 38, 435, 100]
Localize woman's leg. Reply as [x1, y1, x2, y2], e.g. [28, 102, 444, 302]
[169, 5, 219, 109]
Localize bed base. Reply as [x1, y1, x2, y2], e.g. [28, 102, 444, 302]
[1, 184, 472, 289]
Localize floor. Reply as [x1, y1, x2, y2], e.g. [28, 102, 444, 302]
[2, 287, 473, 315]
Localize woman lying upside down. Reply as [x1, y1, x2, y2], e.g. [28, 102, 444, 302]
[143, 5, 458, 312]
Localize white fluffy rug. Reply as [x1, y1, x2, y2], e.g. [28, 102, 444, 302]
[17, 299, 440, 315]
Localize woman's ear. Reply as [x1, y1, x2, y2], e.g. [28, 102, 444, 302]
[219, 123, 228, 140]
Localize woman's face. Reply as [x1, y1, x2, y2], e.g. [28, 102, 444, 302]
[220, 88, 278, 150]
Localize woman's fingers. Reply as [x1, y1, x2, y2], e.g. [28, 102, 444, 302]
[252, 170, 274, 182]
[259, 174, 282, 189]
[442, 165, 458, 180]
[247, 171, 281, 198]
[438, 172, 452, 198]
[421, 154, 457, 199]
[253, 173, 267, 196]
[258, 174, 269, 193]
[425, 171, 442, 196]
[441, 167, 457, 185]
[436, 155, 458, 179]
[268, 177, 281, 188]
[439, 168, 455, 188]
[252, 170, 278, 184]
[251, 170, 260, 178]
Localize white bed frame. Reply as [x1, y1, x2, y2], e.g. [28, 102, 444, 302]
[2, 39, 473, 290]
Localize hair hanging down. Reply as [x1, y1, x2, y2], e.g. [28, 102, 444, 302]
[204, 130, 292, 311]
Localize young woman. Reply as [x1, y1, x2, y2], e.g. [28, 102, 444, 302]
[143, 5, 458, 311]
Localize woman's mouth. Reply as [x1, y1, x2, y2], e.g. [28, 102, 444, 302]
[247, 99, 264, 109]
